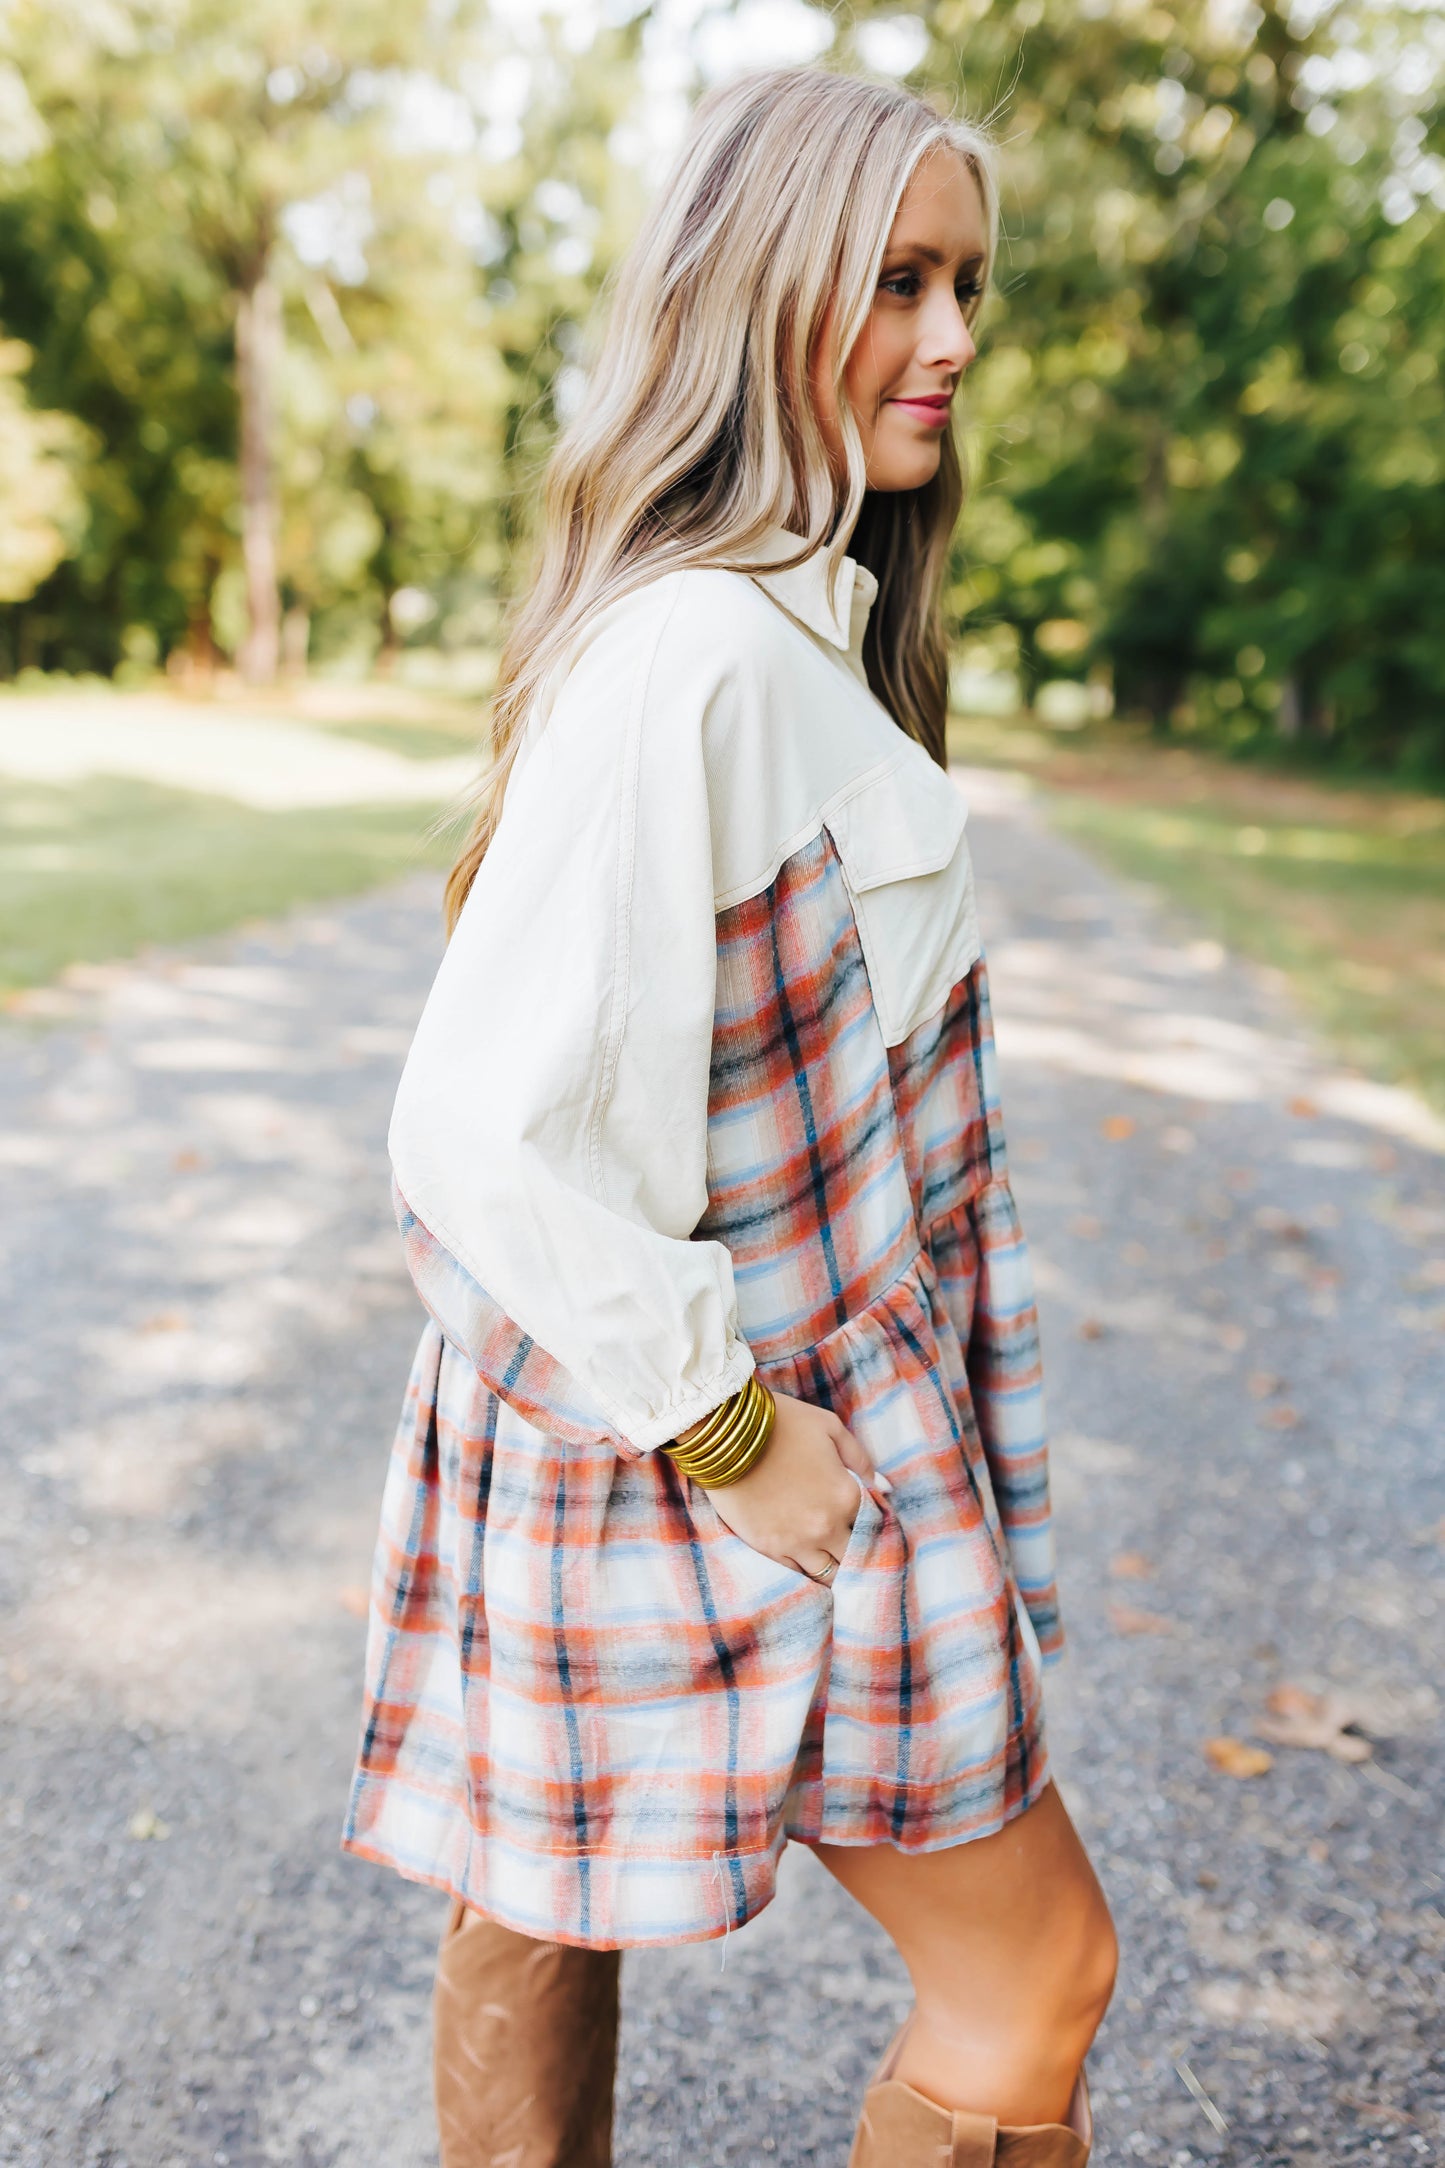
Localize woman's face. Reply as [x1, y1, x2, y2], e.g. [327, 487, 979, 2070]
[827, 144, 986, 494]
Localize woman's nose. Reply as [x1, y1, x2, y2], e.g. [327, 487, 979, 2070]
[921, 293, 975, 374]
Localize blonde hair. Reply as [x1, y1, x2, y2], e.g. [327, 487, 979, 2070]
[445, 65, 999, 930]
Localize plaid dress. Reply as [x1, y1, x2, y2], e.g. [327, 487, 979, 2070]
[343, 547, 1061, 1949]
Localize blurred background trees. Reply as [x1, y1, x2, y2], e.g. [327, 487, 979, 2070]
[0, 0, 1440, 772]
[901, 0, 1445, 774]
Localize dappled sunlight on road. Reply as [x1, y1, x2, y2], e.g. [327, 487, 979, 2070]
[1, 787, 1441, 2167]
[957, 765, 1445, 1156]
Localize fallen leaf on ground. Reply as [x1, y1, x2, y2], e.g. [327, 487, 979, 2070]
[1108, 1601, 1176, 1637]
[1337, 2096, 1421, 2126]
[1288, 1096, 1318, 1118]
[1255, 1206, 1308, 1239]
[1247, 1371, 1283, 1399]
[1205, 1736, 1273, 1778]
[1109, 1551, 1154, 1580]
[1254, 1685, 1373, 1763]
[1219, 1324, 1247, 1352]
[1078, 1317, 1106, 1340]
[1100, 1115, 1135, 1141]
[127, 1808, 170, 1841]
[138, 1312, 187, 1334]
[1264, 1405, 1301, 1429]
[3, 988, 77, 1019]
[337, 1585, 371, 1619]
[172, 1148, 204, 1172]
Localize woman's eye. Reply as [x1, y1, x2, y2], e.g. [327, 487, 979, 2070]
[880, 269, 983, 304]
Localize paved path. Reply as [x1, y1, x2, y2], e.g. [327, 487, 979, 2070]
[1, 771, 1441, 2167]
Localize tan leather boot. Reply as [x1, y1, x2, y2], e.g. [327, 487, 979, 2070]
[432, 1895, 621, 2168]
[849, 2030, 1091, 2168]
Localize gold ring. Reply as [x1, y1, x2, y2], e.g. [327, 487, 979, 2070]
[814, 1558, 838, 1583]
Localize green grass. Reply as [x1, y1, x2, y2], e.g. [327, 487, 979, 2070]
[320, 715, 484, 761]
[5, 683, 1441, 1127]
[948, 713, 1445, 1115]
[0, 776, 463, 998]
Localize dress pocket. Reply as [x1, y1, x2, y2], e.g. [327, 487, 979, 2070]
[692, 1464, 887, 1607]
[824, 752, 981, 1047]
[832, 1467, 885, 1583]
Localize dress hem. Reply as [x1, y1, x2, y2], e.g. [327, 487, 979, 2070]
[339, 1753, 1053, 1952]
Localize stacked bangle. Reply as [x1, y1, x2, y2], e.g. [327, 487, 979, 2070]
[665, 1372, 776, 1487]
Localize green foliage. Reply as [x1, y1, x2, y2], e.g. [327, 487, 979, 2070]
[872, 0, 1445, 775]
[0, 1, 643, 672]
[0, 772, 459, 995]
[0, 0, 1439, 773]
[0, 338, 88, 604]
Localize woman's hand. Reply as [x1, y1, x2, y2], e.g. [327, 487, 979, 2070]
[698, 1390, 878, 1583]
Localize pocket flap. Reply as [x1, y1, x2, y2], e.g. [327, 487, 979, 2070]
[825, 753, 967, 892]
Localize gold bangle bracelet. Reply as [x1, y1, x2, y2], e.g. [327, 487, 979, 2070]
[670, 1375, 759, 1466]
[666, 1374, 776, 1487]
[681, 1370, 768, 1454]
[675, 1378, 767, 1472]
[668, 1384, 764, 1484]
[683, 1393, 773, 1486]
[672, 1398, 738, 1460]
[678, 1398, 770, 1485]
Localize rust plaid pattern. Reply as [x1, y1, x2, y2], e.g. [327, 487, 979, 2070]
[344, 831, 1059, 1947]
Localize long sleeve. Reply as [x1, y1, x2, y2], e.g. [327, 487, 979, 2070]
[388, 578, 753, 1454]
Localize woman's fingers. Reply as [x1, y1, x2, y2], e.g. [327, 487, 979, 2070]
[698, 1391, 890, 1574]
[829, 1418, 891, 1494]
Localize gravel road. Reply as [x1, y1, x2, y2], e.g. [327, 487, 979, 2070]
[2, 769, 1441, 2168]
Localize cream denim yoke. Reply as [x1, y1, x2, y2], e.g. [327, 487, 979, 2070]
[345, 528, 1063, 1948]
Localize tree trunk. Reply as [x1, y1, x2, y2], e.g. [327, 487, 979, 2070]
[1278, 673, 1302, 738]
[1141, 416, 1170, 535]
[375, 589, 400, 677]
[281, 604, 311, 678]
[235, 271, 282, 686]
[174, 554, 224, 685]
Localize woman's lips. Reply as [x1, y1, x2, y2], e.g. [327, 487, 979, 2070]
[890, 394, 952, 428]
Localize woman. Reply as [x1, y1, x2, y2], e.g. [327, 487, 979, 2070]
[344, 64, 1116, 2168]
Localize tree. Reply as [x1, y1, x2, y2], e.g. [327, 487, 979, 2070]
[0, 0, 652, 681]
[832, 0, 1445, 771]
[3, 0, 492, 680]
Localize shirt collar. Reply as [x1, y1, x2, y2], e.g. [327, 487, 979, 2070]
[745, 525, 878, 658]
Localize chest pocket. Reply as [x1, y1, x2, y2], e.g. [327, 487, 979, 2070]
[825, 753, 981, 1048]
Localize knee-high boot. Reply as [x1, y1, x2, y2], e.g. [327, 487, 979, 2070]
[432, 1895, 621, 2168]
[849, 2029, 1091, 2168]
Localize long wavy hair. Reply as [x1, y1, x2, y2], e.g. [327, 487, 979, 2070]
[444, 66, 999, 930]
